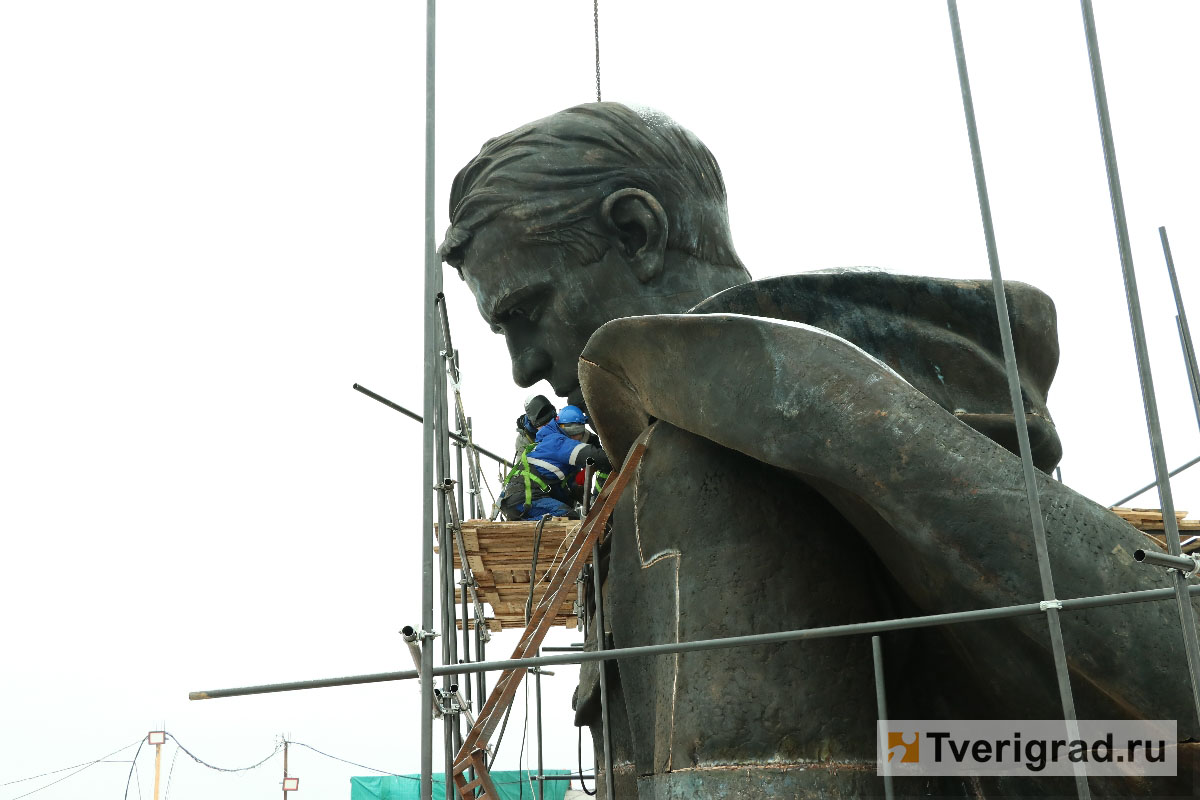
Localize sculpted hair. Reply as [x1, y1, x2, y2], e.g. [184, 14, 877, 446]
[438, 102, 743, 271]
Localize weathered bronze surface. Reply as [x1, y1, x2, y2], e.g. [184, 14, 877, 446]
[441, 103, 1198, 798]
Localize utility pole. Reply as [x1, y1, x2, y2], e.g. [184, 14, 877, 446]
[148, 731, 166, 800]
[283, 738, 289, 800]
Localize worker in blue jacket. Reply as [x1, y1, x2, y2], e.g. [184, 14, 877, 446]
[500, 405, 611, 520]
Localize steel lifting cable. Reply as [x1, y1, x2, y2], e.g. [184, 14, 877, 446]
[593, 0, 601, 102]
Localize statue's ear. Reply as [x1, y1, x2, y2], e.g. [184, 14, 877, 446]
[600, 189, 668, 283]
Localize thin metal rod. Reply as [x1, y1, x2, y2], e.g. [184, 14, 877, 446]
[419, 2, 437, 797]
[1178, 319, 1200, 432]
[1080, 0, 1200, 730]
[353, 383, 511, 468]
[871, 636, 894, 800]
[590, 546, 614, 800]
[476, 631, 487, 710]
[435, 319, 459, 797]
[1111, 454, 1200, 507]
[189, 581, 1200, 700]
[582, 459, 596, 516]
[946, 5, 1088, 796]
[1161, 227, 1200, 432]
[535, 657, 545, 800]
[468, 416, 479, 518]
[531, 775, 594, 782]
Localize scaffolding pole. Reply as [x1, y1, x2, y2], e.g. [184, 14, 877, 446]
[190, 580, 1200, 700]
[945, 3, 1089, 796]
[1080, 0, 1200, 730]
[419, 1, 437, 797]
[1160, 227, 1200, 432]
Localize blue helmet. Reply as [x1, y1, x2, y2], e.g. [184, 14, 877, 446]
[557, 405, 588, 425]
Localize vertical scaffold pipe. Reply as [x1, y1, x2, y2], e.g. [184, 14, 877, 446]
[945, 3, 1089, 797]
[1080, 0, 1200, 729]
[435, 320, 460, 793]
[871, 636, 894, 800]
[419, 1, 437, 798]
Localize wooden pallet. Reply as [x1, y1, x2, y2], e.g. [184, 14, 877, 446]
[1110, 506, 1200, 553]
[436, 519, 582, 630]
[450, 438, 647, 800]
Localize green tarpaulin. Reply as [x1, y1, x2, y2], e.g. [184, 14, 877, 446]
[350, 770, 572, 800]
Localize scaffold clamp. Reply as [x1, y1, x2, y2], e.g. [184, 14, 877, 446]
[1039, 599, 1063, 612]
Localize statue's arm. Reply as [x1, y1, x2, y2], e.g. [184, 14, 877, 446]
[579, 312, 1199, 730]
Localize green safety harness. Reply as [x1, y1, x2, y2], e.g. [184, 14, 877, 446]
[502, 443, 552, 507]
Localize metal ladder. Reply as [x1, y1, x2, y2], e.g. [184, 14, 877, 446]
[450, 439, 647, 799]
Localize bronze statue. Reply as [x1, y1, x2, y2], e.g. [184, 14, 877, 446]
[441, 103, 1197, 798]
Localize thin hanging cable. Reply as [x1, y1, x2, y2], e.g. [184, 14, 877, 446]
[577, 726, 596, 796]
[518, 679, 530, 800]
[163, 742, 181, 800]
[2, 739, 140, 788]
[489, 691, 519, 769]
[593, 0, 602, 101]
[123, 739, 146, 800]
[4, 739, 140, 800]
[166, 733, 282, 772]
[289, 741, 412, 778]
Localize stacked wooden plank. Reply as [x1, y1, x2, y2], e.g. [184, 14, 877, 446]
[1110, 507, 1200, 553]
[436, 519, 583, 630]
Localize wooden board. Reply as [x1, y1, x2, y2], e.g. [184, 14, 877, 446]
[1110, 507, 1200, 553]
[436, 519, 584, 630]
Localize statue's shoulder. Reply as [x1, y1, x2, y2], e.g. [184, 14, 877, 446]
[689, 270, 1062, 469]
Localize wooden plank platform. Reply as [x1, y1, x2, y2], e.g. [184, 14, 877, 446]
[436, 519, 583, 630]
[1110, 507, 1200, 553]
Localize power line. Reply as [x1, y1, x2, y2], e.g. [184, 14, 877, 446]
[1, 739, 139, 788]
[163, 741, 181, 800]
[123, 739, 145, 800]
[166, 732, 282, 773]
[288, 741, 414, 780]
[3, 739, 140, 800]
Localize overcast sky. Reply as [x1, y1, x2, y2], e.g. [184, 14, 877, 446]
[2, 2, 1199, 798]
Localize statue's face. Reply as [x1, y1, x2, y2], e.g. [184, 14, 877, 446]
[459, 214, 658, 408]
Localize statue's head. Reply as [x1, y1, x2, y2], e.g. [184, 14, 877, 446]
[439, 102, 749, 406]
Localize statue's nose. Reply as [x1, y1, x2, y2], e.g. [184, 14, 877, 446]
[511, 346, 552, 388]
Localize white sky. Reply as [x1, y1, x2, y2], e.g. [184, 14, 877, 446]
[2, 1, 1198, 798]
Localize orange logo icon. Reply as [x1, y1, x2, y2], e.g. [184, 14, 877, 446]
[887, 731, 920, 763]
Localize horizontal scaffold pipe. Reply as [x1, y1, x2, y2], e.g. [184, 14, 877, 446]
[353, 383, 511, 468]
[189, 582, 1200, 701]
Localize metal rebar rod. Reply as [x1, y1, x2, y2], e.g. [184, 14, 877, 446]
[1161, 227, 1200, 432]
[419, 2, 436, 797]
[353, 383, 511, 469]
[1111, 454, 1200, 507]
[946, 4, 1088, 796]
[190, 580, 1200, 700]
[871, 636, 894, 800]
[531, 775, 594, 782]
[1080, 0, 1200, 731]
